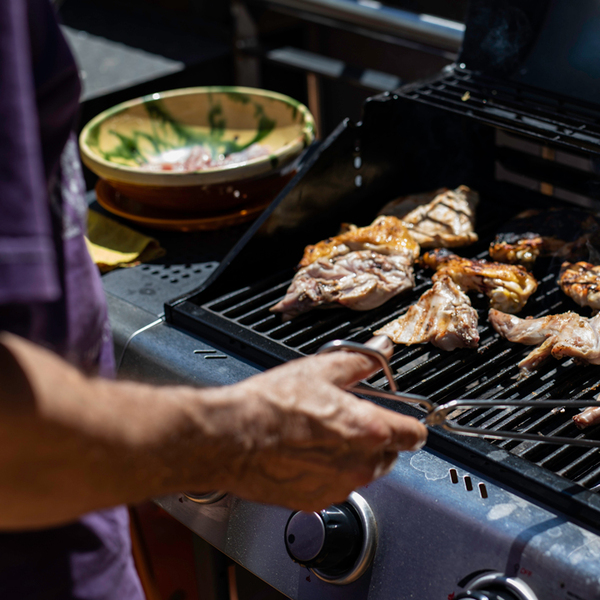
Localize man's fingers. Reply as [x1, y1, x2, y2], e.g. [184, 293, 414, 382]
[359, 402, 428, 452]
[364, 335, 394, 357]
[386, 413, 428, 452]
[312, 335, 395, 388]
[372, 450, 398, 479]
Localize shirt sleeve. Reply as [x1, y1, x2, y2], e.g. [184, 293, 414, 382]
[0, 0, 61, 305]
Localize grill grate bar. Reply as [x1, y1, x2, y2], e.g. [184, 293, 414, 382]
[404, 71, 600, 151]
[434, 79, 600, 137]
[416, 89, 568, 141]
[580, 462, 600, 488]
[556, 448, 599, 478]
[455, 70, 600, 129]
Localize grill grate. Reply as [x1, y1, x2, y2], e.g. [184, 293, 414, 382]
[198, 248, 600, 492]
[400, 68, 600, 154]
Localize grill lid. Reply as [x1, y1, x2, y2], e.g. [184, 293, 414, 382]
[460, 0, 600, 108]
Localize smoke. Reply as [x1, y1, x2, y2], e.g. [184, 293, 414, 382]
[476, 6, 532, 71]
[479, 7, 533, 69]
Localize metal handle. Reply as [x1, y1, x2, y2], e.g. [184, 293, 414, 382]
[316, 338, 435, 412]
[430, 399, 600, 448]
[263, 0, 464, 52]
[316, 338, 600, 448]
[317, 338, 398, 390]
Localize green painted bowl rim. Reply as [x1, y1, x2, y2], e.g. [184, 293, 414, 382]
[79, 86, 315, 187]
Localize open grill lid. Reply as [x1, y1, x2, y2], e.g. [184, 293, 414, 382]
[460, 0, 600, 110]
[166, 0, 600, 529]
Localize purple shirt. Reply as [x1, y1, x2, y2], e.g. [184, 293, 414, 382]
[0, 1, 144, 597]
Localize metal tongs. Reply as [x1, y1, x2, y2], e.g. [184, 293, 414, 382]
[317, 338, 600, 448]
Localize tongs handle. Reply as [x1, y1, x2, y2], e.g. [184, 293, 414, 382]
[317, 338, 398, 390]
[316, 338, 435, 412]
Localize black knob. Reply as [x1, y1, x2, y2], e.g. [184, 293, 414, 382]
[456, 590, 519, 600]
[284, 503, 363, 576]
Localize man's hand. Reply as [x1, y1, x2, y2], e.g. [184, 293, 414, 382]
[0, 333, 426, 527]
[205, 337, 427, 510]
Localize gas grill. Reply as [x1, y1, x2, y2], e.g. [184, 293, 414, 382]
[111, 1, 600, 598]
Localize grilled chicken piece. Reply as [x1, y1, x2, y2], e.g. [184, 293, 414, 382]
[271, 216, 420, 320]
[573, 402, 600, 429]
[489, 208, 600, 267]
[559, 262, 600, 311]
[489, 308, 600, 374]
[488, 232, 544, 267]
[421, 249, 538, 314]
[271, 251, 416, 321]
[375, 275, 479, 350]
[299, 215, 420, 268]
[378, 185, 479, 248]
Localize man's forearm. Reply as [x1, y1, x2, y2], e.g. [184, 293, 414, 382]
[0, 331, 427, 529]
[0, 332, 244, 529]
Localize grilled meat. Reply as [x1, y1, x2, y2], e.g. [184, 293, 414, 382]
[489, 207, 600, 267]
[489, 308, 600, 374]
[488, 232, 544, 267]
[271, 251, 415, 321]
[378, 185, 479, 248]
[375, 275, 479, 350]
[271, 216, 419, 320]
[421, 249, 538, 314]
[299, 215, 420, 268]
[573, 403, 600, 429]
[559, 262, 600, 311]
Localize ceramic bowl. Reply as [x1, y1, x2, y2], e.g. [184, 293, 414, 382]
[79, 86, 315, 213]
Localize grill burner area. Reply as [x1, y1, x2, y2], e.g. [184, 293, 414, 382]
[185, 231, 600, 495]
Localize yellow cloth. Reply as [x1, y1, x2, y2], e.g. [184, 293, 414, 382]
[86, 210, 166, 273]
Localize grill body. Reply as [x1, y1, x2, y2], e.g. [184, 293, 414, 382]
[120, 322, 600, 599]
[115, 0, 600, 596]
[156, 91, 600, 594]
[166, 75, 600, 519]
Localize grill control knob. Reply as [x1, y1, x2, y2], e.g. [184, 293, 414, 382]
[456, 591, 519, 600]
[459, 573, 538, 600]
[284, 492, 376, 585]
[285, 504, 361, 571]
[183, 491, 226, 504]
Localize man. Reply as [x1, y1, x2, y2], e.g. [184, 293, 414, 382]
[0, 0, 427, 598]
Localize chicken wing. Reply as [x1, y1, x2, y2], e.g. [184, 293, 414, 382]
[488, 232, 544, 267]
[271, 216, 419, 320]
[559, 262, 600, 311]
[378, 185, 479, 248]
[421, 249, 538, 313]
[489, 308, 600, 374]
[375, 275, 479, 350]
[489, 208, 600, 267]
